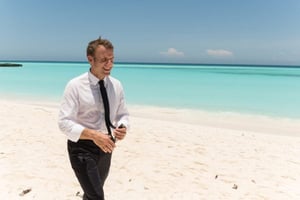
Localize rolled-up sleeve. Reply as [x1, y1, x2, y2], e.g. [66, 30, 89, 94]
[115, 83, 130, 130]
[58, 81, 84, 142]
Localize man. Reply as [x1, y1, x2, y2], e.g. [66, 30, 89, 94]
[58, 37, 129, 200]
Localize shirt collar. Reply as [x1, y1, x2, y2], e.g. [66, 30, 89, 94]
[88, 70, 109, 86]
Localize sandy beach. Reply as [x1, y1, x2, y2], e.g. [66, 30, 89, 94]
[1, 100, 300, 200]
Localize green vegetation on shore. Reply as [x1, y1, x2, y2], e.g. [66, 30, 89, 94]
[0, 63, 22, 67]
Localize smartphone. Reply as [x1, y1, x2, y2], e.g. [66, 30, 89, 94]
[118, 124, 125, 128]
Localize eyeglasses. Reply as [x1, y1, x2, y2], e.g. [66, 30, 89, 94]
[94, 57, 114, 64]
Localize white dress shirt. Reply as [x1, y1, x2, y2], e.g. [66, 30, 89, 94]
[58, 71, 129, 142]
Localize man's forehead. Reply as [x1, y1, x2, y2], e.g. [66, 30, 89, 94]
[96, 46, 113, 53]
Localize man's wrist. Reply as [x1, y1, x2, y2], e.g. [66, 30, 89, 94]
[81, 128, 98, 140]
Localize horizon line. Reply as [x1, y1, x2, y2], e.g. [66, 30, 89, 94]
[1, 59, 300, 68]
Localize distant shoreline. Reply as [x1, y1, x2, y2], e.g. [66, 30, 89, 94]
[0, 60, 300, 68]
[0, 63, 22, 67]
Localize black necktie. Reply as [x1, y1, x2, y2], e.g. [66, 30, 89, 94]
[99, 80, 116, 142]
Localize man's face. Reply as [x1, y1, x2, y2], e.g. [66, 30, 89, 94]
[89, 45, 114, 79]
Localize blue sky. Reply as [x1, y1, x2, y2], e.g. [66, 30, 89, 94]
[1, 0, 300, 65]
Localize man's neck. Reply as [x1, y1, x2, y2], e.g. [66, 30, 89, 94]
[90, 67, 105, 80]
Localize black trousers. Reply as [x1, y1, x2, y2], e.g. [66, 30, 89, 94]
[68, 140, 112, 200]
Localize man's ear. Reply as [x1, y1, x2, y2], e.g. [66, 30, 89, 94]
[87, 55, 93, 63]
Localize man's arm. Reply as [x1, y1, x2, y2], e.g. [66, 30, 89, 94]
[58, 82, 84, 142]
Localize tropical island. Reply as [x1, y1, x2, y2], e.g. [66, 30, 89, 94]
[0, 63, 22, 67]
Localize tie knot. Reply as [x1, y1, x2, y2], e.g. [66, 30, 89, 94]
[99, 80, 105, 87]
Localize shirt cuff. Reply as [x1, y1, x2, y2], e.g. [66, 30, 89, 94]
[118, 121, 129, 130]
[68, 124, 85, 142]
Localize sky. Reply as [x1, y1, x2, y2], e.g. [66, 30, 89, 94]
[1, 0, 300, 65]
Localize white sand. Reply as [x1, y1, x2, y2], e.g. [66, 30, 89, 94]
[1, 100, 300, 199]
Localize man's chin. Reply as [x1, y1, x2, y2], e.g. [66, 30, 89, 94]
[104, 71, 111, 76]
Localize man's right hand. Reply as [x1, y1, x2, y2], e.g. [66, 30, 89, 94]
[92, 131, 115, 153]
[80, 128, 115, 153]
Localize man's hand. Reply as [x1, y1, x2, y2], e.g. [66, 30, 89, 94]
[92, 132, 115, 153]
[113, 125, 127, 141]
[81, 128, 115, 153]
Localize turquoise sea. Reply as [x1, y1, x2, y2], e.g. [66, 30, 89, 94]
[0, 61, 300, 119]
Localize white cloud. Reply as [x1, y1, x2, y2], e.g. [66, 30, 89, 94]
[206, 49, 233, 57]
[160, 48, 184, 57]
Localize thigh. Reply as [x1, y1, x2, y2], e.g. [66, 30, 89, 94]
[97, 152, 112, 185]
[70, 152, 104, 199]
[68, 141, 105, 199]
